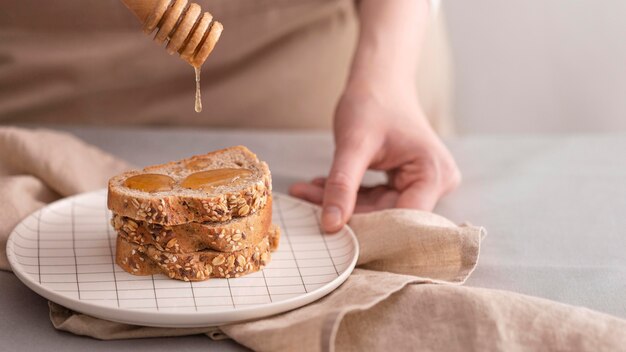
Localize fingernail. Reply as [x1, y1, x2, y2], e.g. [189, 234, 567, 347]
[322, 206, 342, 232]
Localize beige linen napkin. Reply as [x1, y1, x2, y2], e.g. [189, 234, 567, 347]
[3, 127, 626, 351]
[0, 127, 131, 270]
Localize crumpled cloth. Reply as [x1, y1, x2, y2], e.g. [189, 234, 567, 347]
[2, 127, 625, 351]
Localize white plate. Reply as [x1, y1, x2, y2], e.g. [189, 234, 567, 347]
[6, 190, 358, 327]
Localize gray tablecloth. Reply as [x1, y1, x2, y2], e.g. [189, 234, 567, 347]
[2, 126, 625, 351]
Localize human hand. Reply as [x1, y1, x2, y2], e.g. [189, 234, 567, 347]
[289, 85, 461, 233]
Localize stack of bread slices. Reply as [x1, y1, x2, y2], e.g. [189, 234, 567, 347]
[107, 146, 279, 282]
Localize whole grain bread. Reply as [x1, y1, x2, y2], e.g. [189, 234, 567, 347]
[107, 146, 271, 226]
[112, 197, 273, 253]
[116, 226, 280, 281]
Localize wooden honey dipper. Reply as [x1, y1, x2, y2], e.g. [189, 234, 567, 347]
[121, 0, 223, 67]
[121, 0, 224, 112]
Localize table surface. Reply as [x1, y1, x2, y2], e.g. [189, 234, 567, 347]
[2, 126, 625, 351]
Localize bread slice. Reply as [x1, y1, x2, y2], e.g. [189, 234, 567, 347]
[116, 226, 280, 281]
[112, 197, 273, 253]
[107, 146, 271, 226]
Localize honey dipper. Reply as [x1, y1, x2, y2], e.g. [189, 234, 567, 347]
[121, 0, 223, 68]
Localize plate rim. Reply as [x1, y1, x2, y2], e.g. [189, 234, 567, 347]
[6, 189, 359, 327]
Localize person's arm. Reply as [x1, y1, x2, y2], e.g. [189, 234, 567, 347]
[290, 0, 461, 232]
[349, 0, 429, 98]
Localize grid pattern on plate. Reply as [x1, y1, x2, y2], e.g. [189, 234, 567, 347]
[8, 190, 355, 312]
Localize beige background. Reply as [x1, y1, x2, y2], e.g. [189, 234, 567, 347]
[2, 1, 625, 133]
[445, 1, 626, 134]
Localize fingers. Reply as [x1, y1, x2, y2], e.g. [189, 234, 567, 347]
[353, 185, 398, 213]
[288, 182, 324, 205]
[394, 155, 462, 211]
[297, 169, 441, 215]
[395, 179, 440, 211]
[292, 178, 398, 215]
[311, 177, 326, 187]
[322, 142, 375, 233]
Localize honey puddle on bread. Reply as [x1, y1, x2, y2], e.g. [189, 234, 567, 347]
[182, 169, 252, 191]
[124, 169, 252, 193]
[124, 174, 175, 192]
[194, 66, 202, 113]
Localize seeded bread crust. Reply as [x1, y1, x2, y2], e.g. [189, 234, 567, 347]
[268, 224, 280, 252]
[113, 197, 273, 253]
[107, 146, 272, 226]
[116, 226, 280, 282]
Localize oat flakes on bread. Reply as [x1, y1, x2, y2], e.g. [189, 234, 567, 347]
[267, 224, 280, 251]
[107, 146, 271, 226]
[116, 226, 280, 281]
[113, 197, 273, 253]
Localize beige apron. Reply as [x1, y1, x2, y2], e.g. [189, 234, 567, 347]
[0, 0, 452, 132]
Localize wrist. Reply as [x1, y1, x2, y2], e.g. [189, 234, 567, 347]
[339, 78, 433, 133]
[347, 53, 418, 90]
[343, 72, 418, 104]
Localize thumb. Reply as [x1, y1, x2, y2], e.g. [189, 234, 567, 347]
[321, 140, 374, 233]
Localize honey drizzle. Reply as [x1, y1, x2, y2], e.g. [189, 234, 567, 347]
[194, 66, 202, 113]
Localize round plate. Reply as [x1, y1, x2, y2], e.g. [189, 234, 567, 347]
[6, 190, 358, 327]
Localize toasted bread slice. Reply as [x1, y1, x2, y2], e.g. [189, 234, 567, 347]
[116, 226, 280, 282]
[107, 146, 271, 226]
[113, 197, 273, 253]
